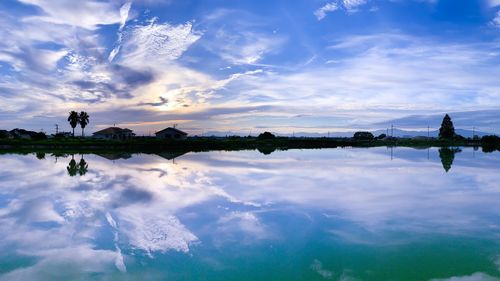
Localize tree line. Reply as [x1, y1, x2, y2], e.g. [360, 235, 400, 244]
[68, 111, 90, 137]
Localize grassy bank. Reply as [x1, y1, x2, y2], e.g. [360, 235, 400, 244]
[0, 136, 497, 155]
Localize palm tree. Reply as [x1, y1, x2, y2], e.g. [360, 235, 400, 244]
[79, 111, 90, 137]
[66, 155, 78, 176]
[68, 111, 79, 137]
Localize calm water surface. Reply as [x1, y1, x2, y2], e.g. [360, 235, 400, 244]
[0, 147, 499, 281]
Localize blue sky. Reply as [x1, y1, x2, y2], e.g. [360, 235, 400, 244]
[1, 0, 500, 135]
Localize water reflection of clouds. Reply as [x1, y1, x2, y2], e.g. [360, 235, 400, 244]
[181, 149, 500, 236]
[0, 148, 499, 279]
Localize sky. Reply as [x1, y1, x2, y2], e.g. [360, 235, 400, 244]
[0, 0, 500, 136]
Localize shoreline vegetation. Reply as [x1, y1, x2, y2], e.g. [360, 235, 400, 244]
[1, 135, 499, 155]
[1, 114, 499, 154]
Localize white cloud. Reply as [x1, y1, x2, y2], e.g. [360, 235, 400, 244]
[342, 0, 368, 11]
[226, 34, 500, 118]
[488, 0, 500, 7]
[310, 259, 334, 279]
[315, 0, 439, 19]
[429, 273, 500, 281]
[108, 1, 133, 62]
[207, 29, 285, 65]
[217, 211, 268, 239]
[314, 2, 340, 20]
[314, 0, 368, 20]
[492, 11, 500, 27]
[17, 0, 122, 29]
[119, 2, 132, 30]
[118, 213, 198, 254]
[119, 19, 201, 66]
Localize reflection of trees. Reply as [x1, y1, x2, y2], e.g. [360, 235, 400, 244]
[257, 147, 276, 155]
[438, 147, 461, 172]
[67, 155, 78, 177]
[66, 155, 89, 176]
[35, 152, 46, 160]
[78, 158, 88, 176]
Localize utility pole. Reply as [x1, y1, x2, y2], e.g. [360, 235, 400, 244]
[55, 124, 59, 135]
[391, 124, 394, 137]
[427, 125, 430, 138]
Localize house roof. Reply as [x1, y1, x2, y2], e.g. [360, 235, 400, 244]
[93, 127, 133, 135]
[155, 127, 188, 136]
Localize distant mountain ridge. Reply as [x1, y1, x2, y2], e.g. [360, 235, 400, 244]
[200, 128, 493, 138]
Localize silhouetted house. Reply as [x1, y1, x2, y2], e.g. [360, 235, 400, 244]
[155, 127, 188, 140]
[52, 132, 72, 138]
[93, 127, 135, 140]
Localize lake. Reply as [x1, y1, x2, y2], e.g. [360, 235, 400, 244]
[0, 147, 499, 281]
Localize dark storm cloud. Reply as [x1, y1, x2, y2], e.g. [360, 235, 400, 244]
[138, 97, 169, 107]
[68, 65, 155, 102]
[110, 64, 155, 87]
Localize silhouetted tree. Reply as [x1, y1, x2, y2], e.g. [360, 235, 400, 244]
[31, 132, 47, 140]
[439, 114, 455, 139]
[258, 132, 276, 139]
[438, 147, 461, 172]
[68, 111, 79, 137]
[353, 131, 374, 140]
[66, 155, 78, 176]
[0, 130, 9, 139]
[79, 111, 90, 137]
[481, 135, 500, 153]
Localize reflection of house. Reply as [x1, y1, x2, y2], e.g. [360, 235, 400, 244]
[93, 127, 135, 140]
[155, 127, 188, 140]
[156, 152, 187, 160]
[96, 153, 132, 160]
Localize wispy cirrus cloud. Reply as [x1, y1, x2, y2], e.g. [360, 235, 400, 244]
[200, 9, 287, 66]
[492, 11, 500, 27]
[488, 0, 500, 7]
[314, 0, 440, 20]
[108, 1, 133, 62]
[314, 0, 369, 20]
[314, 2, 340, 20]
[17, 0, 123, 29]
[118, 19, 202, 65]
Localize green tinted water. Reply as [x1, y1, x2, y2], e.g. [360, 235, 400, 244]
[0, 147, 499, 280]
